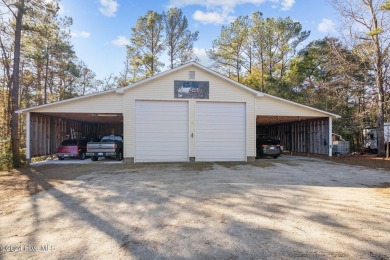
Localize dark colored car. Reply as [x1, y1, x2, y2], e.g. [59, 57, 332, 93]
[86, 135, 124, 161]
[256, 137, 282, 159]
[56, 139, 88, 160]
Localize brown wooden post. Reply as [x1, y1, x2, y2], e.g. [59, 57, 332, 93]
[300, 122, 303, 152]
[37, 116, 41, 156]
[294, 123, 297, 153]
[289, 124, 292, 153]
[43, 116, 46, 155]
[328, 118, 332, 156]
[305, 120, 309, 155]
[33, 114, 37, 157]
[50, 116, 54, 157]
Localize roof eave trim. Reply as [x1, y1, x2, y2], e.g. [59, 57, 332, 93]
[116, 62, 195, 93]
[116, 62, 263, 97]
[259, 93, 341, 119]
[16, 89, 117, 114]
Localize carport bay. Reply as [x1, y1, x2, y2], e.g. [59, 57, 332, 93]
[26, 112, 123, 159]
[255, 93, 337, 156]
[18, 89, 124, 162]
[256, 116, 331, 155]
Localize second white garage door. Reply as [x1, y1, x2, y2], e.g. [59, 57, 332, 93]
[196, 102, 246, 161]
[135, 101, 188, 162]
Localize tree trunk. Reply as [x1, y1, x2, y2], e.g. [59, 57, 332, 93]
[249, 48, 252, 75]
[261, 52, 265, 92]
[236, 58, 240, 83]
[376, 71, 385, 156]
[280, 52, 285, 79]
[170, 36, 174, 69]
[44, 45, 50, 104]
[368, 0, 386, 156]
[170, 50, 174, 69]
[10, 0, 25, 168]
[37, 63, 42, 105]
[151, 26, 155, 75]
[0, 35, 13, 130]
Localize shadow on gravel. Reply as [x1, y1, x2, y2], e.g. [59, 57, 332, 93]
[1, 157, 389, 259]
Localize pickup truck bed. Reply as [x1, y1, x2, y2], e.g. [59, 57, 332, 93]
[86, 135, 123, 161]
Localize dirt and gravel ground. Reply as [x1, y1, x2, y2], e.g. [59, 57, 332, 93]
[0, 156, 389, 259]
[330, 153, 390, 171]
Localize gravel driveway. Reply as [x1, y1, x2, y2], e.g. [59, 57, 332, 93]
[1, 156, 389, 259]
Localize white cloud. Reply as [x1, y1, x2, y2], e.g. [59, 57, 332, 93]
[168, 0, 295, 11]
[71, 31, 91, 38]
[169, 0, 263, 10]
[169, 0, 295, 25]
[192, 10, 234, 25]
[317, 18, 336, 33]
[99, 0, 118, 17]
[193, 47, 211, 66]
[280, 0, 295, 10]
[112, 36, 130, 47]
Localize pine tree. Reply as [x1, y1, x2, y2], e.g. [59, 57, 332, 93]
[164, 7, 199, 69]
[129, 11, 165, 77]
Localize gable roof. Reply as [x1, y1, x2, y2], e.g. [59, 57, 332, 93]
[16, 88, 118, 114]
[115, 62, 262, 96]
[259, 93, 341, 119]
[16, 62, 340, 119]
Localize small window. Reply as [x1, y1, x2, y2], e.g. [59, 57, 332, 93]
[189, 71, 195, 79]
[101, 136, 115, 142]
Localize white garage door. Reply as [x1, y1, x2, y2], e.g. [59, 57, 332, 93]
[135, 101, 188, 162]
[196, 102, 246, 161]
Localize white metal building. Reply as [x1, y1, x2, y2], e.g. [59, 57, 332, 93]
[17, 62, 340, 163]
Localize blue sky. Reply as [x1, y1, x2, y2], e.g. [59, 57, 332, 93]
[60, 0, 338, 80]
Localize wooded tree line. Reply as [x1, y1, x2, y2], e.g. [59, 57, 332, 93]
[0, 0, 102, 169]
[0, 0, 389, 169]
[207, 0, 390, 155]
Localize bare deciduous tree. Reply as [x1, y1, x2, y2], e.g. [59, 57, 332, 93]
[332, 0, 390, 156]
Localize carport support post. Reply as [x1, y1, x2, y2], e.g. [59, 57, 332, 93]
[328, 117, 332, 157]
[26, 112, 31, 164]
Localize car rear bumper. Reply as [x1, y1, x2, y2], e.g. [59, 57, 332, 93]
[259, 148, 281, 156]
[263, 151, 280, 156]
[56, 153, 79, 158]
[86, 152, 116, 157]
